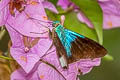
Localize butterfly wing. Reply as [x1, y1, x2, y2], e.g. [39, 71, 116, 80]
[65, 30, 107, 64]
[52, 29, 68, 68]
[54, 24, 107, 65]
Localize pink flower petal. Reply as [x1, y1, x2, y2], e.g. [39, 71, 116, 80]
[37, 63, 65, 80]
[0, 0, 10, 26]
[57, 0, 70, 10]
[0, 0, 9, 11]
[77, 12, 93, 28]
[11, 68, 40, 80]
[99, 1, 120, 16]
[103, 13, 120, 29]
[98, 0, 110, 2]
[6, 0, 49, 37]
[77, 58, 101, 75]
[98, 0, 120, 29]
[5, 24, 52, 73]
[11, 68, 26, 80]
[10, 47, 40, 73]
[42, 1, 58, 14]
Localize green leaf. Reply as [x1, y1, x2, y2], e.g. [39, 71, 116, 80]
[46, 9, 57, 20]
[49, 0, 58, 6]
[46, 10, 97, 41]
[64, 12, 97, 40]
[71, 0, 103, 44]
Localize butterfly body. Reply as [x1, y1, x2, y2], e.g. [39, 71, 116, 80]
[50, 21, 107, 68]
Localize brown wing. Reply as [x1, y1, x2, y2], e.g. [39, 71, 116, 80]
[52, 30, 68, 68]
[68, 36, 107, 64]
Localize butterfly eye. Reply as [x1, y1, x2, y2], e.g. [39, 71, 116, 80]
[55, 24, 59, 27]
[52, 23, 55, 27]
[52, 23, 59, 27]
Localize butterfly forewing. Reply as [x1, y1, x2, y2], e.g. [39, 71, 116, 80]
[68, 34, 107, 64]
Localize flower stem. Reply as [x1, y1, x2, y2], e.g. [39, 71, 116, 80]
[0, 56, 14, 60]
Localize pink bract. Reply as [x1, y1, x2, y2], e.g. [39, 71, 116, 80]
[98, 0, 120, 29]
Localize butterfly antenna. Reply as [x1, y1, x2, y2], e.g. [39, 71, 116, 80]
[29, 17, 53, 29]
[23, 11, 53, 28]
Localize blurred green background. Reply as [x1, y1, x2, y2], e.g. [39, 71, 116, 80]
[0, 27, 120, 80]
[81, 28, 120, 80]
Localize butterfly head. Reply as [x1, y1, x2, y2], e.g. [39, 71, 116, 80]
[52, 21, 61, 28]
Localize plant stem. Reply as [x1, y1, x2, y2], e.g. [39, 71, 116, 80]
[0, 56, 14, 60]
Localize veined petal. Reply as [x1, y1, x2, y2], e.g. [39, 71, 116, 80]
[98, 0, 110, 2]
[11, 67, 40, 80]
[99, 1, 120, 16]
[7, 0, 49, 37]
[0, 0, 10, 11]
[0, 6, 9, 26]
[5, 23, 53, 73]
[77, 58, 101, 75]
[0, 0, 10, 26]
[11, 68, 26, 80]
[98, 0, 120, 29]
[37, 63, 65, 80]
[103, 13, 120, 29]
[10, 47, 40, 73]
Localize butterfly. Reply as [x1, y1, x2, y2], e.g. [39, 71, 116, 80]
[48, 21, 107, 69]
